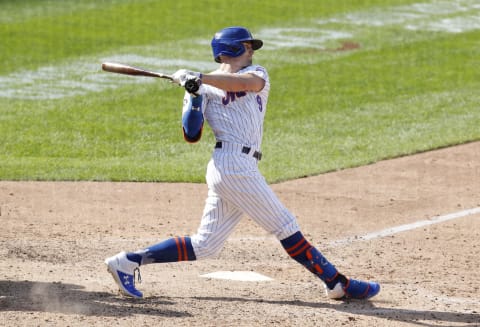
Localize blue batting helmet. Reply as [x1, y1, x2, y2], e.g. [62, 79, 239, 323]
[211, 26, 263, 63]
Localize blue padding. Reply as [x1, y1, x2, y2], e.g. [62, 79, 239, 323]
[182, 95, 204, 143]
[281, 231, 339, 287]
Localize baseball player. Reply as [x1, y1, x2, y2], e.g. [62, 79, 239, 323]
[105, 26, 380, 300]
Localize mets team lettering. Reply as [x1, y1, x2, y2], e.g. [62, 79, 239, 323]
[222, 91, 247, 105]
[200, 65, 269, 149]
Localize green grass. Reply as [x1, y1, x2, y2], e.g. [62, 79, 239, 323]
[1, 0, 479, 182]
[0, 0, 419, 74]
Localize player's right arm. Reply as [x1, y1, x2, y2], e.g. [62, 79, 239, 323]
[201, 72, 265, 93]
[172, 69, 265, 93]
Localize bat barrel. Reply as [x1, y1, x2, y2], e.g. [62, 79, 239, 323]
[101, 62, 173, 80]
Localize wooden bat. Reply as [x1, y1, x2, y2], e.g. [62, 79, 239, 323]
[101, 62, 174, 81]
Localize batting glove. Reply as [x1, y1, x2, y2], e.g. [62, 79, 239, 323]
[184, 77, 204, 97]
[171, 69, 202, 86]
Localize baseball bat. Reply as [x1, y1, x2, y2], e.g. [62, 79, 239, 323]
[101, 62, 174, 81]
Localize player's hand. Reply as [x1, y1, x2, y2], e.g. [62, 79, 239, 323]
[184, 77, 203, 97]
[172, 69, 202, 86]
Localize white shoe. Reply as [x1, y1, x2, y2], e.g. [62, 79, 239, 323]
[325, 282, 345, 299]
[105, 251, 143, 298]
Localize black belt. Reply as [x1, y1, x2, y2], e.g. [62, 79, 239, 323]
[215, 142, 262, 161]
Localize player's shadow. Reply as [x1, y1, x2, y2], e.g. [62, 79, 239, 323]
[0, 280, 190, 318]
[191, 296, 479, 327]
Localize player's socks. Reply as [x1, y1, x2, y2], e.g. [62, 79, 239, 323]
[126, 236, 196, 265]
[280, 231, 346, 289]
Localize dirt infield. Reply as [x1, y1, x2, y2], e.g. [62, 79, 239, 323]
[1, 142, 479, 326]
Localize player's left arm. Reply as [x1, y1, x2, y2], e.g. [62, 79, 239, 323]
[181, 92, 205, 143]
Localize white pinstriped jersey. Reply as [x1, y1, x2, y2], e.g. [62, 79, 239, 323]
[188, 64, 299, 259]
[203, 65, 269, 151]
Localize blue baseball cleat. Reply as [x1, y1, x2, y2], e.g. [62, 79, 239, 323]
[105, 251, 143, 298]
[325, 278, 380, 300]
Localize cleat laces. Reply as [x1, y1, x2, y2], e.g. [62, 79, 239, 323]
[134, 267, 142, 284]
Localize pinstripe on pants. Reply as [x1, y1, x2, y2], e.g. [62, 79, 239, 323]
[191, 142, 300, 259]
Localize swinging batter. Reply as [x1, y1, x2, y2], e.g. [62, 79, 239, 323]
[105, 26, 380, 301]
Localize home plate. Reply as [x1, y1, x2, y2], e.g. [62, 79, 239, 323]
[200, 271, 273, 282]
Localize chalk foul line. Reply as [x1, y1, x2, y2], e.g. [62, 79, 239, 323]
[200, 271, 273, 282]
[329, 206, 480, 247]
[201, 207, 480, 282]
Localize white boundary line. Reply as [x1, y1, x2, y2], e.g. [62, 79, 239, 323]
[330, 207, 480, 247]
[200, 271, 273, 282]
[200, 207, 480, 282]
